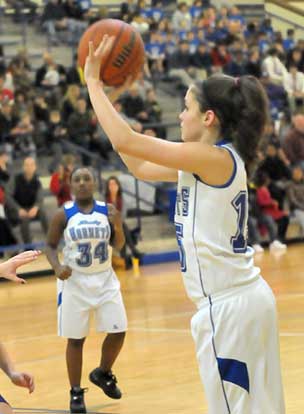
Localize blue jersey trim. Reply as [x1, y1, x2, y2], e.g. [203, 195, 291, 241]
[64, 201, 108, 222]
[193, 146, 237, 189]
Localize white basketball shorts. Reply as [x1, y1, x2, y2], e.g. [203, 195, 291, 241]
[191, 277, 285, 414]
[57, 267, 127, 338]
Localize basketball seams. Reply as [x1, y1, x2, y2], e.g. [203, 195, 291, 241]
[105, 32, 145, 85]
[100, 23, 126, 80]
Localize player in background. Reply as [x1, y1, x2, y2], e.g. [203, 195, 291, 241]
[0, 250, 40, 414]
[83, 36, 285, 414]
[46, 167, 127, 414]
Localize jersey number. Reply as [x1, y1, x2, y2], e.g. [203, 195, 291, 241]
[231, 191, 247, 253]
[77, 241, 108, 267]
[175, 222, 186, 272]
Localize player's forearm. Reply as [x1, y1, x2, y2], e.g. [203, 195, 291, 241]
[118, 153, 145, 179]
[45, 246, 61, 273]
[87, 79, 133, 151]
[113, 222, 125, 251]
[0, 343, 15, 378]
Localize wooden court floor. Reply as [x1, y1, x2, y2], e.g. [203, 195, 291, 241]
[0, 245, 304, 414]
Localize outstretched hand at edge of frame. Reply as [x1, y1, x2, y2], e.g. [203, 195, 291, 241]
[0, 250, 41, 284]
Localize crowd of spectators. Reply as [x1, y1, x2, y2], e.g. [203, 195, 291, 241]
[0, 0, 303, 254]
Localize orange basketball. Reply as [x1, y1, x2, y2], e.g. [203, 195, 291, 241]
[78, 19, 145, 87]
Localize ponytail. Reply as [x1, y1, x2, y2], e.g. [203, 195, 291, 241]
[193, 75, 269, 174]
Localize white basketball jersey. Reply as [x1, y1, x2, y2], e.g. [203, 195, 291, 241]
[175, 142, 260, 308]
[63, 200, 112, 274]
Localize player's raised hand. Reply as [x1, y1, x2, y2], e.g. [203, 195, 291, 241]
[55, 265, 72, 280]
[10, 371, 35, 393]
[0, 250, 41, 284]
[84, 36, 114, 83]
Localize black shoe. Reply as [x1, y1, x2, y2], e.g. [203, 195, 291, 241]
[89, 368, 122, 399]
[70, 386, 87, 413]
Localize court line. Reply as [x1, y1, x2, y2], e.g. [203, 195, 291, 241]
[128, 326, 304, 337]
[14, 407, 117, 414]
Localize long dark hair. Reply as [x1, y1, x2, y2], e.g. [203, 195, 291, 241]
[105, 176, 123, 211]
[193, 74, 269, 173]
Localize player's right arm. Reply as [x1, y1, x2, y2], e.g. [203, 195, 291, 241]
[45, 209, 72, 280]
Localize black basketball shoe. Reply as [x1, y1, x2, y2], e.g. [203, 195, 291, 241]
[89, 368, 122, 399]
[70, 386, 87, 413]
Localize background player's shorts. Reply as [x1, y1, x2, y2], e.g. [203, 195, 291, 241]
[57, 268, 127, 338]
[191, 277, 285, 414]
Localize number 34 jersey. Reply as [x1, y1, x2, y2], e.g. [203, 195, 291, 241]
[175, 142, 260, 308]
[63, 200, 112, 274]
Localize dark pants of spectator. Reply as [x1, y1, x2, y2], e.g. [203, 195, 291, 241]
[248, 216, 261, 245]
[275, 216, 289, 242]
[20, 208, 49, 244]
[120, 222, 141, 261]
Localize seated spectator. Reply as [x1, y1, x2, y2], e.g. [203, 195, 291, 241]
[0, 74, 14, 104]
[120, 0, 137, 22]
[255, 170, 289, 247]
[0, 184, 17, 254]
[50, 154, 75, 206]
[122, 83, 149, 122]
[35, 53, 67, 91]
[11, 112, 36, 158]
[130, 12, 149, 35]
[224, 50, 246, 77]
[245, 47, 262, 78]
[0, 101, 19, 146]
[4, 0, 37, 23]
[283, 29, 296, 52]
[283, 114, 304, 168]
[210, 42, 231, 72]
[286, 165, 304, 235]
[286, 47, 304, 72]
[46, 109, 69, 172]
[260, 72, 288, 121]
[262, 47, 287, 86]
[259, 143, 291, 209]
[189, 0, 203, 20]
[145, 31, 166, 76]
[171, 2, 192, 32]
[168, 40, 198, 88]
[10, 157, 49, 245]
[61, 84, 81, 120]
[283, 63, 304, 114]
[149, 0, 164, 23]
[112, 99, 142, 133]
[191, 41, 212, 78]
[67, 97, 96, 163]
[105, 176, 143, 268]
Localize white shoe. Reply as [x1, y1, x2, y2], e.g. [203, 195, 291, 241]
[253, 244, 264, 253]
[269, 240, 287, 251]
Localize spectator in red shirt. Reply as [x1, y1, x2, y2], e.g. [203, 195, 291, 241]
[49, 154, 75, 206]
[255, 170, 289, 247]
[0, 73, 13, 104]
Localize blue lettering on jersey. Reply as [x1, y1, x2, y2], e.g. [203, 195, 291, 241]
[69, 225, 110, 241]
[175, 186, 190, 216]
[231, 191, 248, 253]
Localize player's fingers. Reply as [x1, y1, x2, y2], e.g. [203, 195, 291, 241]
[88, 41, 95, 59]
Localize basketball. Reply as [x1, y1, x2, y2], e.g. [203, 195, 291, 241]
[78, 19, 145, 86]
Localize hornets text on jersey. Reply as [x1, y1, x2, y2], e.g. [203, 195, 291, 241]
[63, 200, 112, 274]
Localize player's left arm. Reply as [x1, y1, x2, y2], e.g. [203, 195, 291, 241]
[107, 204, 125, 251]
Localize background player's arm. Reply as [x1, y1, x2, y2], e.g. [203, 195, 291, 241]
[108, 204, 125, 250]
[45, 210, 72, 280]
